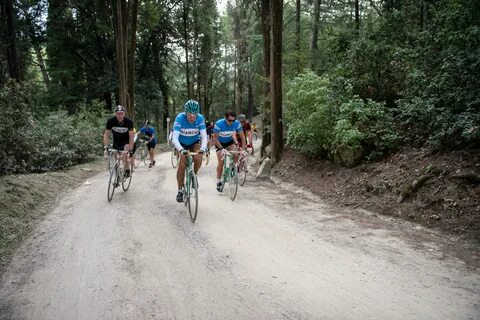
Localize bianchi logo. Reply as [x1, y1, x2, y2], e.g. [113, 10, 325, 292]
[113, 127, 129, 134]
[219, 131, 234, 137]
[181, 128, 199, 136]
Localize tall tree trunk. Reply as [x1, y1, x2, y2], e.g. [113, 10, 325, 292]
[127, 0, 139, 119]
[310, 0, 321, 69]
[113, 0, 127, 109]
[260, 0, 271, 157]
[183, 0, 192, 98]
[270, 0, 283, 165]
[1, 0, 22, 81]
[295, 0, 301, 73]
[355, 0, 360, 30]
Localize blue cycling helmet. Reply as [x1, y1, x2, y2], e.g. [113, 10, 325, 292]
[184, 100, 200, 114]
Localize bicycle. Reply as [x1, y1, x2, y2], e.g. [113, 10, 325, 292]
[181, 151, 200, 223]
[237, 150, 248, 186]
[203, 147, 211, 165]
[171, 147, 179, 168]
[134, 139, 148, 169]
[107, 149, 133, 202]
[220, 149, 243, 201]
[106, 148, 116, 173]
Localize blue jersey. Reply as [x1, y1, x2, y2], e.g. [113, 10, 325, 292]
[214, 119, 243, 144]
[139, 126, 157, 143]
[173, 112, 206, 145]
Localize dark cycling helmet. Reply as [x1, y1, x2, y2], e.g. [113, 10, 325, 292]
[115, 105, 125, 112]
[238, 114, 246, 121]
[185, 100, 200, 114]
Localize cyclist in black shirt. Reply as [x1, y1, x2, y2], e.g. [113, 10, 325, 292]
[103, 105, 135, 177]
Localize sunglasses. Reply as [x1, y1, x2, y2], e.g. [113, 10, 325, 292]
[187, 112, 197, 117]
[227, 118, 235, 122]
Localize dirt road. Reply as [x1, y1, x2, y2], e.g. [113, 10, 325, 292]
[1, 146, 479, 319]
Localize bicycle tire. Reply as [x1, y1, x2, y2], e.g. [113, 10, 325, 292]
[187, 173, 198, 223]
[122, 169, 132, 191]
[228, 165, 239, 201]
[108, 153, 115, 173]
[134, 151, 141, 169]
[142, 146, 148, 165]
[107, 163, 118, 202]
[239, 162, 247, 186]
[171, 148, 179, 168]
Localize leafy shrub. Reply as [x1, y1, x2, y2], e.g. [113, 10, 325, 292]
[1, 82, 106, 174]
[333, 98, 399, 159]
[0, 81, 35, 174]
[285, 71, 399, 163]
[284, 71, 337, 156]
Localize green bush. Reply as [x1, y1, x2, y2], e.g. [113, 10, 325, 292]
[284, 71, 337, 156]
[285, 71, 399, 163]
[1, 80, 106, 174]
[0, 81, 35, 174]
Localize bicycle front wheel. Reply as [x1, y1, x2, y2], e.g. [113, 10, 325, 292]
[228, 165, 239, 201]
[134, 151, 141, 169]
[187, 173, 198, 222]
[171, 148, 179, 168]
[107, 163, 118, 202]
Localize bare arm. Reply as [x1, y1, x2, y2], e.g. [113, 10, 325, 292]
[103, 129, 111, 148]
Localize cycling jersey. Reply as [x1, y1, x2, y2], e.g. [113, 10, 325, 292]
[106, 116, 134, 148]
[214, 118, 243, 144]
[173, 112, 207, 150]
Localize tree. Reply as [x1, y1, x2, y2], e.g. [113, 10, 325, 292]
[1, 0, 22, 81]
[270, 0, 283, 164]
[112, 0, 139, 117]
[309, 0, 320, 70]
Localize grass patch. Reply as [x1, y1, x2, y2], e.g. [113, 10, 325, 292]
[0, 159, 105, 273]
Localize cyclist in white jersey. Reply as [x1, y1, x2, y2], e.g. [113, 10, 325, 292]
[171, 100, 208, 202]
[213, 111, 246, 192]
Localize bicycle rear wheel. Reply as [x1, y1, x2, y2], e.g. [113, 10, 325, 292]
[239, 161, 247, 186]
[107, 163, 118, 201]
[228, 165, 239, 201]
[122, 168, 132, 191]
[171, 148, 179, 168]
[187, 173, 198, 222]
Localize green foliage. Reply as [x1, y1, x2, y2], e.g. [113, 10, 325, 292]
[1, 80, 106, 174]
[0, 81, 36, 174]
[285, 71, 398, 162]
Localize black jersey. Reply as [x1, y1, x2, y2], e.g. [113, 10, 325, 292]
[106, 116, 134, 146]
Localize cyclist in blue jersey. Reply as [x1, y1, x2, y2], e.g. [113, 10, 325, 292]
[171, 100, 208, 202]
[213, 111, 246, 192]
[139, 121, 158, 168]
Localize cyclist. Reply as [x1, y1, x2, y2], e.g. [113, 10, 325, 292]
[171, 100, 208, 202]
[139, 121, 157, 168]
[103, 105, 135, 177]
[213, 111, 246, 192]
[238, 114, 253, 149]
[252, 122, 258, 140]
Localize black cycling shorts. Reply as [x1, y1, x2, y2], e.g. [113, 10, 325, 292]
[215, 140, 235, 152]
[180, 140, 200, 151]
[146, 141, 156, 150]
